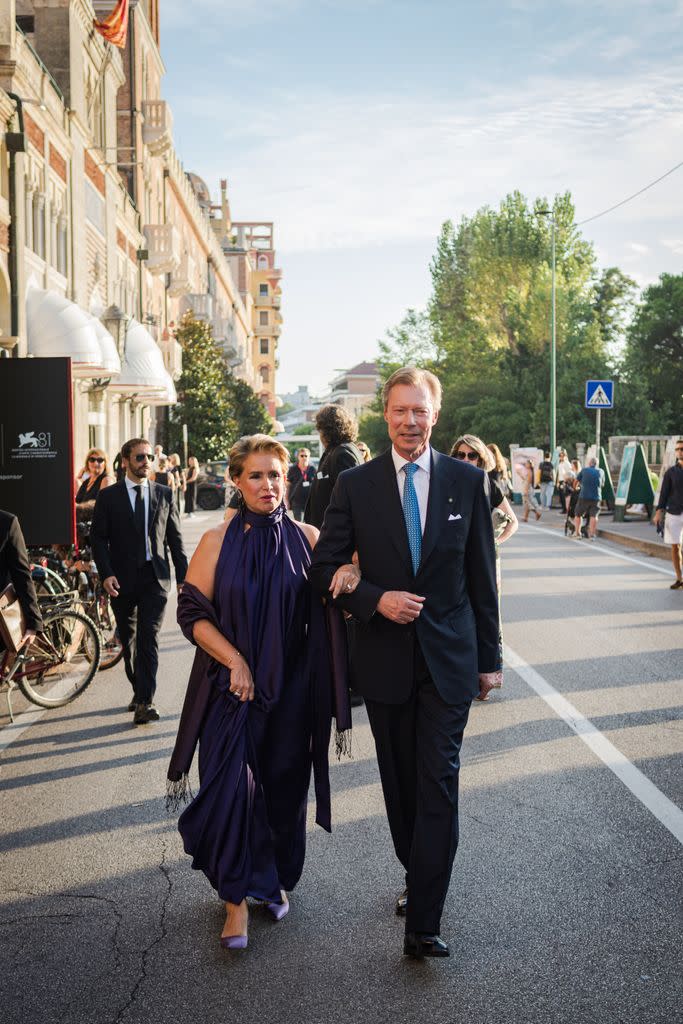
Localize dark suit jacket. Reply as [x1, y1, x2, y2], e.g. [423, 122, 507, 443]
[309, 448, 501, 705]
[0, 510, 43, 631]
[304, 442, 364, 529]
[91, 480, 188, 595]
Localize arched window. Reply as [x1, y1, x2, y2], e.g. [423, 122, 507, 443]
[260, 365, 269, 384]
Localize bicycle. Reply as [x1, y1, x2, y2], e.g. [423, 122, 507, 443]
[1, 592, 101, 722]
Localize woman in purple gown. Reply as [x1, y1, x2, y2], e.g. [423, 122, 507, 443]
[167, 435, 353, 950]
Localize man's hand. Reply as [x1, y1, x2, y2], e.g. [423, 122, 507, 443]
[227, 654, 255, 702]
[103, 576, 120, 597]
[20, 629, 37, 649]
[654, 509, 662, 525]
[377, 591, 425, 624]
[477, 670, 503, 701]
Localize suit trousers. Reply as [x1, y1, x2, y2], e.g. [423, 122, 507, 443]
[365, 643, 471, 935]
[111, 563, 168, 705]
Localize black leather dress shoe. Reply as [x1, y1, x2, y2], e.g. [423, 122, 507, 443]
[403, 933, 450, 959]
[133, 704, 160, 725]
[127, 699, 137, 712]
[395, 888, 408, 916]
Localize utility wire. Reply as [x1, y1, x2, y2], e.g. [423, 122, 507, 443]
[575, 158, 683, 226]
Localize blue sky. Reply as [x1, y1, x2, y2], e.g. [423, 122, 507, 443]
[161, 0, 683, 394]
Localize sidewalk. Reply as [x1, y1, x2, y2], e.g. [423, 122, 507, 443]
[528, 503, 670, 561]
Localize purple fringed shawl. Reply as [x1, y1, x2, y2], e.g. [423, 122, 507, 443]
[166, 505, 351, 832]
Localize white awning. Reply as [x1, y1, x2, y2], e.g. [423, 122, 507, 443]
[145, 369, 178, 406]
[88, 315, 121, 375]
[26, 285, 109, 378]
[108, 318, 169, 395]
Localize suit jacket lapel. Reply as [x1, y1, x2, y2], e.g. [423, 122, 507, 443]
[148, 480, 159, 533]
[419, 448, 447, 572]
[369, 450, 413, 573]
[118, 480, 136, 529]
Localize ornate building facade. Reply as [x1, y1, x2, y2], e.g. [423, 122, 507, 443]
[0, 0, 280, 473]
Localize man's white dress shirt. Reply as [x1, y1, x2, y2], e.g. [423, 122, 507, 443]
[125, 476, 152, 561]
[391, 445, 431, 535]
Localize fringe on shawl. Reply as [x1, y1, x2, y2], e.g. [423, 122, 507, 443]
[165, 773, 194, 813]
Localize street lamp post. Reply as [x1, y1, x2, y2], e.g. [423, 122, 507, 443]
[537, 209, 557, 454]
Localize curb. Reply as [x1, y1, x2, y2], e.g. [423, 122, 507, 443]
[596, 527, 670, 562]
[526, 508, 670, 562]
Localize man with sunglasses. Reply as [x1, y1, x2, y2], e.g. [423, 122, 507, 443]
[654, 440, 683, 589]
[91, 438, 188, 723]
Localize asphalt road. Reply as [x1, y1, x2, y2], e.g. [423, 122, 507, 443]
[1, 512, 681, 1024]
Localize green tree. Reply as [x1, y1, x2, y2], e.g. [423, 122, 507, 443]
[223, 372, 272, 437]
[619, 273, 683, 434]
[168, 313, 236, 460]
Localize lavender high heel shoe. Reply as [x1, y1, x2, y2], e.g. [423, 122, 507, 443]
[220, 901, 248, 949]
[265, 891, 289, 921]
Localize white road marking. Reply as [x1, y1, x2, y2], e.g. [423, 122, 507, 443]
[504, 643, 683, 845]
[520, 523, 674, 577]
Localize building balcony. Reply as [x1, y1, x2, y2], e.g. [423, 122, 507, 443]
[212, 317, 232, 342]
[168, 253, 195, 297]
[255, 323, 277, 337]
[255, 293, 274, 307]
[159, 337, 183, 380]
[180, 293, 214, 321]
[143, 224, 180, 275]
[142, 100, 173, 157]
[273, 294, 281, 308]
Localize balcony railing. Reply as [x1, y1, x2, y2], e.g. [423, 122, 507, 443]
[143, 224, 180, 275]
[142, 100, 173, 156]
[255, 293, 273, 307]
[168, 252, 195, 297]
[181, 293, 214, 321]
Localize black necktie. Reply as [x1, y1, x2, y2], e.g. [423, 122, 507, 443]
[134, 485, 147, 567]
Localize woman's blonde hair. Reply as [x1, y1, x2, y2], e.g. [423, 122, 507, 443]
[229, 434, 290, 479]
[450, 434, 495, 472]
[487, 442, 508, 476]
[80, 447, 108, 477]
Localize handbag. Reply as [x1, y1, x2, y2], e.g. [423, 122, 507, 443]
[0, 584, 26, 653]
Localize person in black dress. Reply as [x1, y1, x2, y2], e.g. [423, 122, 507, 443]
[184, 456, 199, 517]
[286, 448, 316, 521]
[75, 448, 113, 516]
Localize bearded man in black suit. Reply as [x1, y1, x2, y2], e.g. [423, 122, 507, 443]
[91, 438, 187, 725]
[309, 367, 502, 959]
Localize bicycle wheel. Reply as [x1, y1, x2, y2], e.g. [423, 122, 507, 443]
[93, 591, 124, 670]
[17, 608, 101, 708]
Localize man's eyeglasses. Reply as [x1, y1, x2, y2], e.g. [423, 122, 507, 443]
[455, 451, 479, 462]
[133, 453, 153, 463]
[88, 457, 105, 464]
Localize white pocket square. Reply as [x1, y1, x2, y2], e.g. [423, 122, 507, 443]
[448, 513, 462, 521]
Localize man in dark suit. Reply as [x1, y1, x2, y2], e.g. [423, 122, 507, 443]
[0, 510, 43, 644]
[304, 404, 364, 529]
[91, 438, 188, 725]
[309, 367, 502, 959]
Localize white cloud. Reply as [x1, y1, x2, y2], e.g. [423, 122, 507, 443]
[598, 35, 638, 60]
[176, 66, 683, 253]
[661, 238, 683, 255]
[627, 242, 650, 255]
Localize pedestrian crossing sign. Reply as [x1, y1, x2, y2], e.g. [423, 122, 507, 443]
[585, 380, 614, 409]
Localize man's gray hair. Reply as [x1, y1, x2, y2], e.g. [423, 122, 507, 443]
[589, 457, 598, 466]
[382, 366, 442, 411]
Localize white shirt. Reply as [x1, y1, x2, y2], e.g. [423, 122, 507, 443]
[391, 445, 431, 534]
[125, 476, 152, 560]
[556, 459, 574, 483]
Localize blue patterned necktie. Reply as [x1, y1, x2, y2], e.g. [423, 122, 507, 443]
[402, 463, 422, 574]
